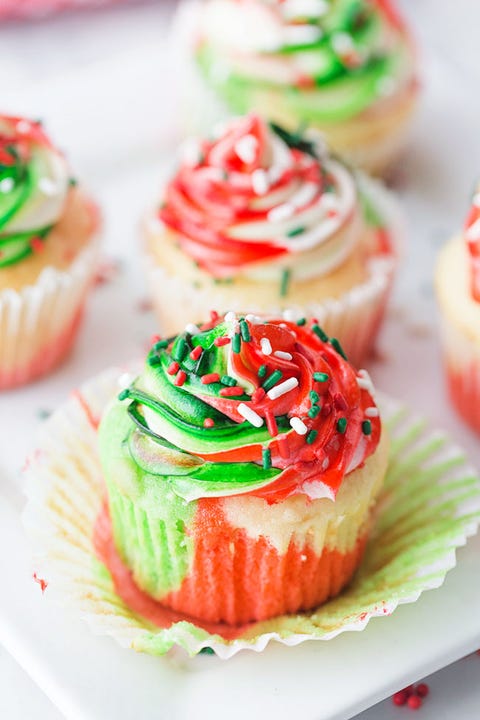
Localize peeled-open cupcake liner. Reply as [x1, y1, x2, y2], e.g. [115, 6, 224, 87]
[0, 233, 99, 390]
[23, 366, 480, 659]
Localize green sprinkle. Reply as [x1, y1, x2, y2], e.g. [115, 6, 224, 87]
[280, 268, 291, 298]
[153, 340, 168, 351]
[258, 364, 268, 378]
[239, 319, 251, 342]
[199, 647, 215, 656]
[147, 355, 162, 367]
[308, 405, 321, 419]
[296, 317, 306, 326]
[312, 324, 329, 342]
[286, 226, 305, 238]
[330, 337, 348, 360]
[172, 337, 187, 362]
[337, 417, 347, 434]
[232, 332, 242, 354]
[309, 390, 320, 404]
[262, 448, 272, 470]
[262, 369, 283, 392]
[68, 177, 78, 187]
[221, 375, 237, 387]
[306, 429, 318, 445]
[118, 389, 130, 401]
[362, 420, 372, 436]
[313, 372, 329, 382]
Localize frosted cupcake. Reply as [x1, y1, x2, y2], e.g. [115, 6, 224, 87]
[436, 188, 480, 434]
[188, 0, 417, 175]
[99, 312, 388, 626]
[145, 114, 400, 367]
[0, 115, 100, 389]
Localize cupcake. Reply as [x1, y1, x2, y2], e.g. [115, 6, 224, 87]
[99, 312, 389, 626]
[436, 188, 480, 434]
[145, 114, 400, 367]
[187, 0, 418, 175]
[0, 115, 100, 390]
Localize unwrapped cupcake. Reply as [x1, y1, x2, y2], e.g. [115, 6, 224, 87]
[186, 0, 418, 175]
[0, 115, 100, 389]
[436, 188, 480, 434]
[99, 312, 388, 626]
[145, 114, 400, 367]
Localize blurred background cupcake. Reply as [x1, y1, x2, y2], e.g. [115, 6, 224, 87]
[0, 115, 100, 390]
[144, 113, 401, 367]
[182, 0, 418, 175]
[436, 186, 480, 434]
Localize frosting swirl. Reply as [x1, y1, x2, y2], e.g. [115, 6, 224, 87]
[117, 312, 381, 503]
[0, 115, 70, 269]
[464, 186, 480, 303]
[196, 0, 415, 123]
[159, 114, 370, 281]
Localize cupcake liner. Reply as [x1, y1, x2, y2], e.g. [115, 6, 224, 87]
[145, 175, 401, 368]
[24, 367, 480, 659]
[440, 314, 480, 434]
[0, 233, 99, 390]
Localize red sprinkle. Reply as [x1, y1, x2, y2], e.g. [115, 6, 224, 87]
[327, 209, 338, 219]
[407, 696, 422, 710]
[265, 410, 278, 437]
[201, 373, 220, 384]
[392, 691, 407, 707]
[210, 310, 219, 322]
[203, 418, 215, 428]
[214, 337, 231, 347]
[251, 387, 266, 404]
[219, 386, 244, 397]
[150, 334, 161, 345]
[174, 370, 187, 387]
[30, 236, 45, 253]
[33, 573, 48, 593]
[415, 683, 429, 698]
[167, 361, 179, 376]
[190, 346, 203, 361]
[277, 434, 290, 459]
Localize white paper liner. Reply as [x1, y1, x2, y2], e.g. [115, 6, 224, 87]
[23, 366, 480, 660]
[0, 232, 99, 389]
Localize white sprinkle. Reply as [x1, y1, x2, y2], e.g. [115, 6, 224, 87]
[245, 314, 262, 324]
[0, 177, 14, 193]
[39, 177, 58, 196]
[290, 416, 308, 435]
[268, 377, 299, 400]
[282, 0, 328, 20]
[268, 203, 295, 223]
[466, 218, 480, 241]
[185, 323, 200, 335]
[291, 181, 318, 209]
[274, 350, 293, 361]
[234, 134, 258, 164]
[224, 311, 236, 323]
[282, 309, 297, 322]
[16, 119, 31, 134]
[365, 407, 379, 418]
[322, 457, 330, 470]
[300, 554, 307, 562]
[268, 164, 284, 185]
[260, 337, 272, 355]
[473, 193, 480, 208]
[251, 168, 270, 196]
[332, 32, 354, 56]
[283, 24, 322, 46]
[357, 369, 375, 394]
[237, 403, 264, 428]
[181, 138, 203, 167]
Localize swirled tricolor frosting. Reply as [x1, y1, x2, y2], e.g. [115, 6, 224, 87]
[464, 186, 480, 303]
[0, 115, 70, 269]
[159, 114, 380, 281]
[116, 312, 381, 503]
[196, 0, 415, 123]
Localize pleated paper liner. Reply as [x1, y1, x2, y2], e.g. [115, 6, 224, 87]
[24, 368, 480, 660]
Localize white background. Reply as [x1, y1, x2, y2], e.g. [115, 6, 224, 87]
[0, 0, 479, 718]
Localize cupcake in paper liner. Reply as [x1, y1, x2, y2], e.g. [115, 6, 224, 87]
[435, 186, 480, 434]
[144, 114, 401, 367]
[0, 114, 100, 390]
[176, 0, 418, 176]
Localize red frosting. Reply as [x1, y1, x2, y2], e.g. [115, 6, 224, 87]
[0, 115, 53, 166]
[464, 196, 480, 303]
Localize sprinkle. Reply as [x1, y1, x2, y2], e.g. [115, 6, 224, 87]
[308, 404, 321, 419]
[296, 317, 306, 326]
[238, 403, 264, 428]
[362, 420, 372, 435]
[214, 336, 230, 347]
[265, 410, 278, 437]
[189, 346, 203, 361]
[39, 177, 58, 196]
[118, 389, 130, 401]
[286, 226, 305, 238]
[262, 448, 272, 470]
[466, 218, 480, 241]
[280, 268, 291, 297]
[232, 332, 242, 353]
[235, 134, 258, 164]
[203, 418, 215, 428]
[153, 339, 169, 351]
[245, 314, 262, 324]
[334, 393, 348, 411]
[258, 364, 268, 378]
[274, 350, 293, 361]
[365, 406, 379, 418]
[330, 337, 347, 360]
[310, 390, 319, 403]
[290, 417, 308, 435]
[167, 361, 180, 375]
[174, 370, 187, 387]
[337, 417, 347, 433]
[185, 323, 200, 336]
[172, 337, 187, 362]
[224, 311, 236, 323]
[313, 372, 329, 382]
[262, 369, 283, 392]
[148, 356, 162, 367]
[16, 119, 31, 134]
[0, 177, 14, 193]
[306, 429, 318, 445]
[312, 324, 329, 342]
[251, 169, 270, 196]
[251, 387, 266, 403]
[332, 31, 354, 56]
[30, 236, 45, 253]
[268, 203, 295, 223]
[221, 375, 237, 386]
[220, 386, 245, 397]
[239, 319, 251, 342]
[260, 338, 273, 355]
[210, 310, 219, 322]
[277, 434, 290, 458]
[201, 373, 220, 384]
[283, 24, 322, 45]
[267, 376, 299, 400]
